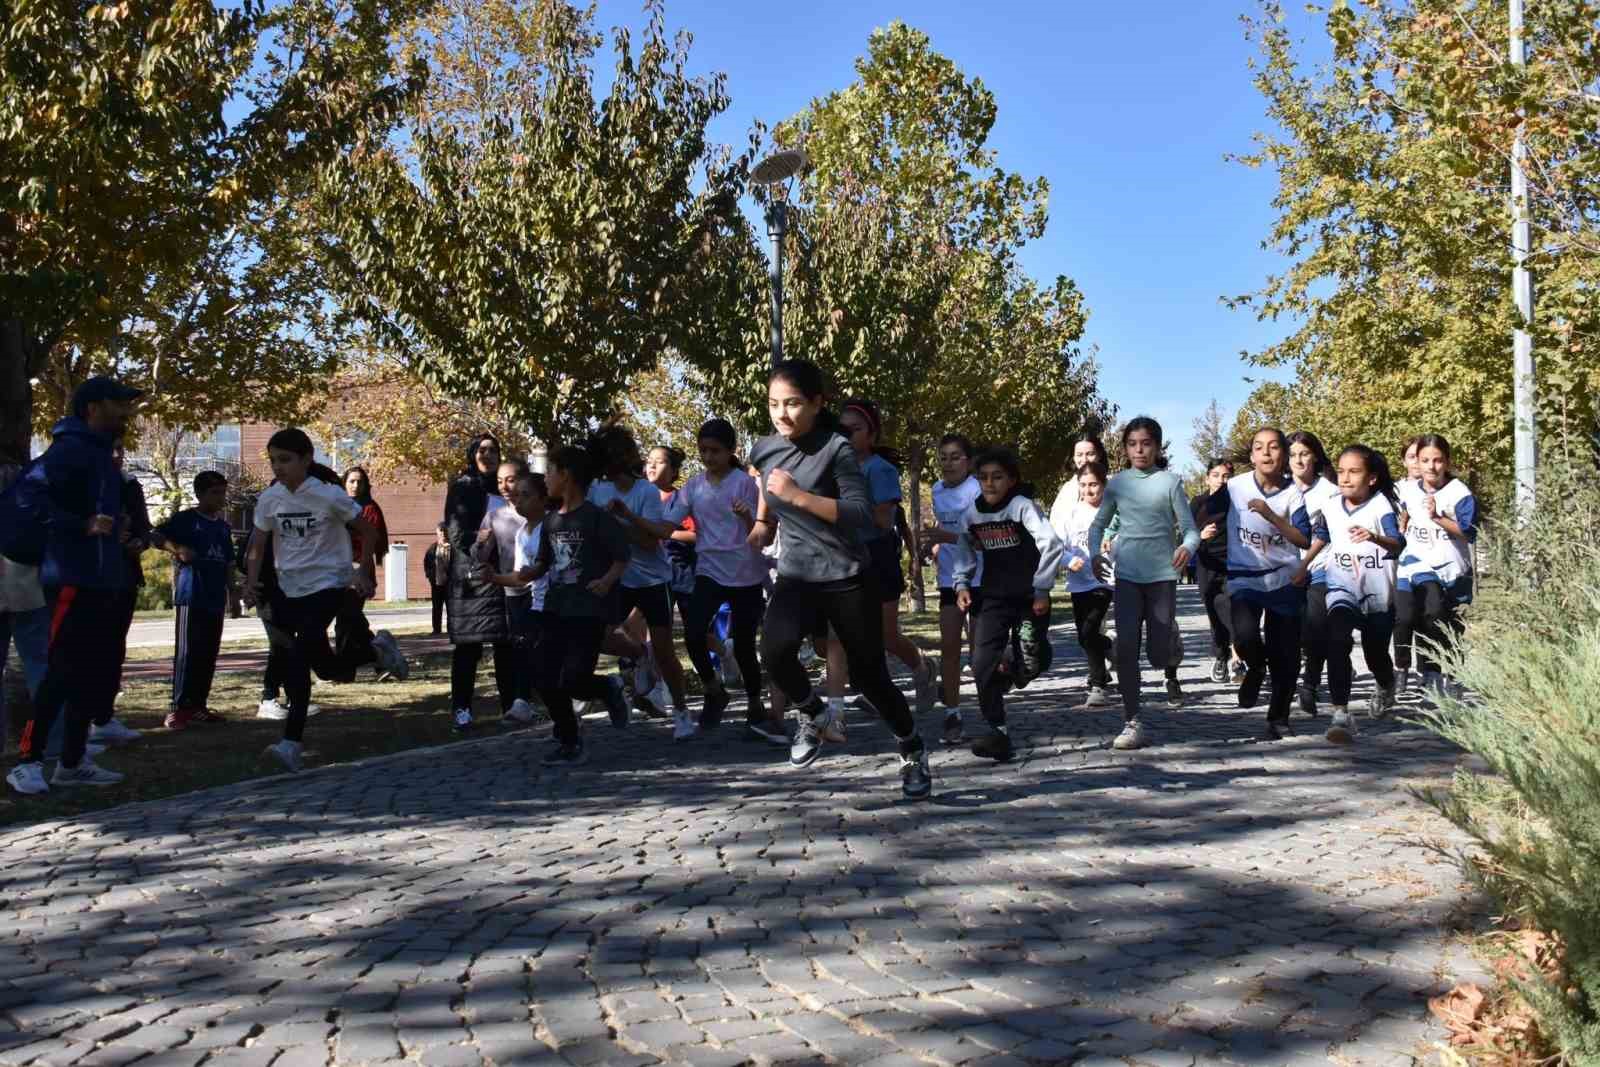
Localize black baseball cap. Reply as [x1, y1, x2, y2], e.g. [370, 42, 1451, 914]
[71, 376, 144, 417]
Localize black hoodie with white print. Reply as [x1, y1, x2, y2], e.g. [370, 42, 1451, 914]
[951, 489, 1063, 600]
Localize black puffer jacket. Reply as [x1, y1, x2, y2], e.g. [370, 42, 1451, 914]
[444, 436, 507, 645]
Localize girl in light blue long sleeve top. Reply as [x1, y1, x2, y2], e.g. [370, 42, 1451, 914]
[1087, 418, 1200, 750]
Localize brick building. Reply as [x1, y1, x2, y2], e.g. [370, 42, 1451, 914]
[238, 423, 445, 600]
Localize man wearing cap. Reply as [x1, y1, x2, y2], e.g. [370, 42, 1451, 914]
[7, 376, 142, 794]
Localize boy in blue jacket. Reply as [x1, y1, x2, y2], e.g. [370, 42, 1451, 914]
[157, 471, 237, 729]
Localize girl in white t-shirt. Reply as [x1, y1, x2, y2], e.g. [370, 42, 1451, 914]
[1058, 460, 1115, 708]
[243, 430, 403, 772]
[920, 433, 981, 744]
[1287, 431, 1342, 717]
[1395, 434, 1476, 695]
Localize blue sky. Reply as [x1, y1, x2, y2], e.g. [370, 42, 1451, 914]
[593, 0, 1316, 467]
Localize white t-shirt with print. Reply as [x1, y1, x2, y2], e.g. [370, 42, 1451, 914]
[513, 523, 549, 611]
[253, 479, 361, 599]
[932, 476, 983, 590]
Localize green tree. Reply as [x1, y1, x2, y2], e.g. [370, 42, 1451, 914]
[703, 22, 1109, 605]
[1224, 380, 1300, 462]
[1186, 398, 1230, 492]
[0, 0, 424, 460]
[317, 0, 747, 448]
[1231, 1, 1600, 503]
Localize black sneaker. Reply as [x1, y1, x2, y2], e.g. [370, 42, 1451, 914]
[1297, 684, 1318, 717]
[1260, 719, 1292, 742]
[542, 741, 587, 766]
[1209, 656, 1229, 684]
[1165, 679, 1184, 705]
[790, 712, 823, 767]
[970, 729, 1013, 762]
[700, 686, 730, 731]
[602, 676, 630, 728]
[1239, 667, 1265, 709]
[940, 711, 964, 745]
[898, 737, 933, 799]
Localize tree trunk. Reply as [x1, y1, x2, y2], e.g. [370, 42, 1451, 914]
[0, 320, 40, 465]
[907, 435, 926, 614]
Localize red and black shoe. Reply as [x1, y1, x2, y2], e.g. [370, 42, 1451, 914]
[164, 707, 196, 731]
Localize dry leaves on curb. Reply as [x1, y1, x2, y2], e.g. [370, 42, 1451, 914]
[1428, 928, 1565, 1065]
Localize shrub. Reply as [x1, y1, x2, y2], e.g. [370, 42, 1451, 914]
[136, 551, 174, 612]
[1418, 447, 1600, 1063]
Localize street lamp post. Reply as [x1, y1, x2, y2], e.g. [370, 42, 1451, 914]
[1510, 0, 1536, 515]
[750, 149, 809, 368]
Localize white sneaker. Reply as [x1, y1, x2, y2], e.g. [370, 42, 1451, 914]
[51, 758, 124, 787]
[307, 702, 323, 718]
[1325, 707, 1358, 744]
[7, 763, 48, 795]
[672, 707, 698, 741]
[264, 739, 303, 773]
[372, 630, 410, 681]
[505, 699, 536, 725]
[1111, 719, 1147, 750]
[1082, 685, 1111, 708]
[453, 708, 474, 732]
[257, 698, 289, 721]
[89, 718, 141, 745]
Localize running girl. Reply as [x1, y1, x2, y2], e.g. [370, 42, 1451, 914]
[1298, 446, 1405, 743]
[486, 471, 550, 725]
[243, 430, 404, 772]
[921, 433, 981, 743]
[1287, 431, 1341, 717]
[1202, 427, 1313, 740]
[474, 459, 537, 724]
[1060, 460, 1116, 707]
[1086, 417, 1200, 750]
[524, 443, 632, 766]
[1047, 432, 1111, 534]
[1191, 457, 1236, 683]
[749, 360, 932, 800]
[443, 436, 511, 732]
[663, 419, 779, 744]
[950, 447, 1062, 762]
[1395, 434, 1475, 698]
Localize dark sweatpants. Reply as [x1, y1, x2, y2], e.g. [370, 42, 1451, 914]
[971, 595, 1048, 727]
[20, 586, 123, 768]
[1069, 588, 1113, 688]
[1226, 593, 1303, 723]
[267, 586, 377, 742]
[171, 605, 225, 711]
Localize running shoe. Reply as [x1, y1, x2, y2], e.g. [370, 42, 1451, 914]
[89, 719, 141, 745]
[51, 759, 124, 787]
[263, 739, 304, 773]
[7, 763, 48, 796]
[1165, 678, 1184, 706]
[913, 653, 940, 715]
[1111, 719, 1147, 750]
[790, 713, 824, 767]
[699, 686, 730, 731]
[899, 738, 933, 799]
[603, 676, 630, 728]
[191, 708, 226, 724]
[940, 711, 964, 745]
[1230, 659, 1247, 684]
[1297, 683, 1318, 717]
[1239, 667, 1265, 709]
[1261, 719, 1292, 742]
[1209, 655, 1229, 684]
[1081, 685, 1112, 709]
[819, 702, 847, 744]
[542, 741, 587, 766]
[970, 728, 1014, 762]
[1369, 685, 1397, 720]
[504, 699, 537, 726]
[452, 708, 474, 732]
[672, 708, 698, 741]
[633, 681, 671, 720]
[164, 708, 195, 731]
[1325, 708, 1358, 744]
[256, 698, 289, 721]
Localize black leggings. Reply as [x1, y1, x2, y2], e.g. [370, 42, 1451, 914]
[451, 641, 522, 711]
[269, 586, 377, 742]
[537, 618, 608, 746]
[761, 576, 915, 737]
[1300, 583, 1328, 691]
[971, 596, 1047, 727]
[1226, 594, 1302, 722]
[683, 578, 764, 708]
[1320, 606, 1396, 705]
[1194, 561, 1231, 657]
[1393, 583, 1463, 674]
[1069, 588, 1113, 688]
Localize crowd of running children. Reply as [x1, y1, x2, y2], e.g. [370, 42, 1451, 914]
[0, 363, 1476, 801]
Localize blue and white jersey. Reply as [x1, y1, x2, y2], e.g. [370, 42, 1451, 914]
[1298, 478, 1342, 575]
[1219, 472, 1309, 598]
[1311, 494, 1401, 614]
[1397, 477, 1475, 591]
[931, 475, 981, 590]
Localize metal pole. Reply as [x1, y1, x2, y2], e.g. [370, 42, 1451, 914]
[765, 200, 786, 367]
[1510, 0, 1536, 516]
